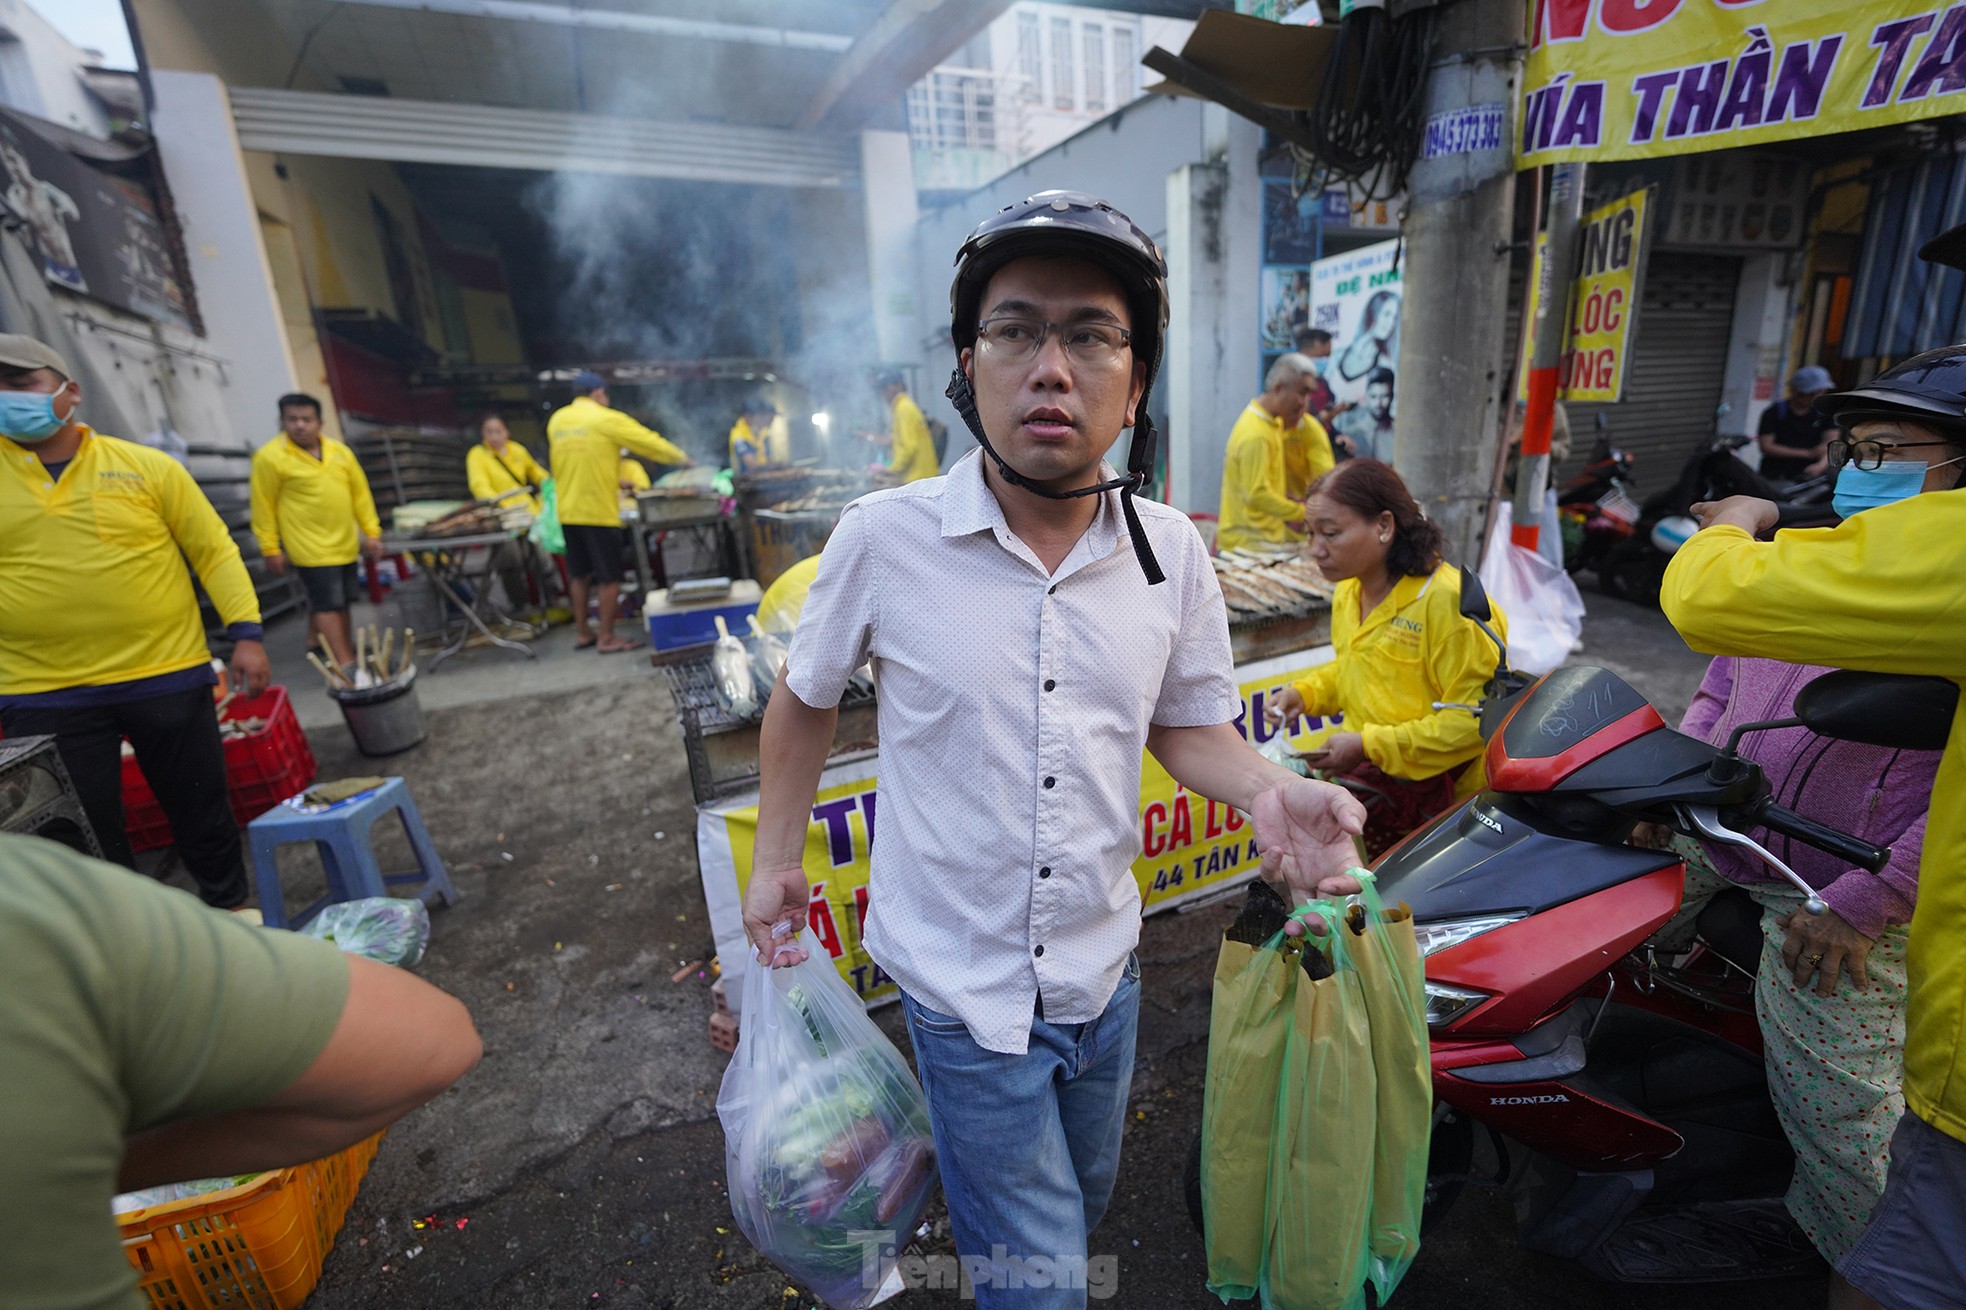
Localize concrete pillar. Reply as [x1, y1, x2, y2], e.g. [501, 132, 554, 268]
[1394, 0, 1525, 564]
[1720, 252, 1796, 456]
[859, 130, 922, 367]
[1163, 104, 1259, 516]
[148, 71, 300, 450]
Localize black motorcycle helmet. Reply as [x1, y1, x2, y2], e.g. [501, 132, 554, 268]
[946, 190, 1171, 584]
[1821, 345, 1966, 435]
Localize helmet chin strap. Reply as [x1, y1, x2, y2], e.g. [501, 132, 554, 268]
[946, 368, 1165, 585]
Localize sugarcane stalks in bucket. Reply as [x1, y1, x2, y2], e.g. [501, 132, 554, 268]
[306, 626, 418, 692]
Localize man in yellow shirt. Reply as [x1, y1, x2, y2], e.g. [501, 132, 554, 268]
[250, 394, 382, 670]
[0, 335, 268, 908]
[1218, 353, 1331, 552]
[864, 370, 940, 484]
[1661, 347, 1966, 1310]
[728, 396, 787, 473]
[548, 371, 690, 653]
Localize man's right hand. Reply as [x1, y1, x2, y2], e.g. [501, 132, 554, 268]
[743, 864, 811, 968]
[265, 551, 287, 576]
[1689, 496, 1780, 537]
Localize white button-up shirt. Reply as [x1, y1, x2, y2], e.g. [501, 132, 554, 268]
[785, 449, 1241, 1053]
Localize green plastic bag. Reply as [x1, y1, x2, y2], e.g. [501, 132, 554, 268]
[530, 476, 565, 555]
[1199, 872, 1430, 1310]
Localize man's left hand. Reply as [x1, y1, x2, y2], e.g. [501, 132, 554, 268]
[1250, 777, 1368, 936]
[231, 640, 271, 697]
[1303, 731, 1367, 774]
[361, 535, 385, 561]
[1689, 496, 1780, 537]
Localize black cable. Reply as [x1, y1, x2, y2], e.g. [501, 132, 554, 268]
[1304, 5, 1436, 204]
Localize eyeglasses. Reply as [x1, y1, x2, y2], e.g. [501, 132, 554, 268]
[1827, 437, 1957, 471]
[975, 317, 1132, 365]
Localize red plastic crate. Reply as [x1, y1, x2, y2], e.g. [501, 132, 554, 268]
[123, 686, 317, 852]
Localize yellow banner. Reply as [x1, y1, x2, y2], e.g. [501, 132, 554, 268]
[702, 648, 1340, 1005]
[1518, 2, 1966, 167]
[1517, 187, 1653, 403]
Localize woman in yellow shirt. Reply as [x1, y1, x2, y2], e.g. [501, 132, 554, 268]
[1267, 459, 1504, 858]
[464, 414, 548, 515]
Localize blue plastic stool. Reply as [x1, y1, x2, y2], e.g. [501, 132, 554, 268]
[247, 777, 459, 930]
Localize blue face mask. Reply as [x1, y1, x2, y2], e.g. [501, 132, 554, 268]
[1310, 356, 1330, 379]
[1832, 458, 1961, 518]
[0, 389, 67, 443]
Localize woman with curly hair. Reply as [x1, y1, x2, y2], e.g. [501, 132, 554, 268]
[1267, 459, 1505, 858]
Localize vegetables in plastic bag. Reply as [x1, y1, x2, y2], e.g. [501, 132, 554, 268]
[113, 1175, 262, 1214]
[299, 895, 430, 967]
[717, 929, 937, 1309]
[712, 615, 760, 717]
[529, 477, 565, 555]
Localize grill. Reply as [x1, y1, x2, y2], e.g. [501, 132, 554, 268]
[653, 643, 879, 804]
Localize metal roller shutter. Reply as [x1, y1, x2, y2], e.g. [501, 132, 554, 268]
[1504, 251, 1741, 494]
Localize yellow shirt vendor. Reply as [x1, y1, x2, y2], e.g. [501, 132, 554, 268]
[249, 430, 381, 566]
[1219, 357, 1331, 553]
[547, 380, 687, 528]
[1660, 353, 1966, 1256]
[728, 399, 789, 472]
[1270, 460, 1502, 859]
[465, 414, 548, 514]
[0, 332, 266, 909]
[756, 553, 821, 634]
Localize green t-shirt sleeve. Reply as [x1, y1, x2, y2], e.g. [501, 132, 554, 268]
[0, 835, 349, 1309]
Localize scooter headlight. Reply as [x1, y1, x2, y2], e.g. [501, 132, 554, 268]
[1423, 981, 1491, 1029]
[1412, 914, 1523, 958]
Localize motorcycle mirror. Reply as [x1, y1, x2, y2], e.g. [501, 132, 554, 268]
[1793, 671, 1958, 752]
[1457, 565, 1492, 623]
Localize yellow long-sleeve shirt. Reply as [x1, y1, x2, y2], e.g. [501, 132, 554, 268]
[1283, 414, 1337, 501]
[1219, 402, 1318, 552]
[889, 393, 939, 483]
[249, 435, 381, 567]
[756, 553, 821, 634]
[1661, 499, 1966, 1144]
[465, 440, 548, 514]
[728, 416, 789, 472]
[0, 427, 260, 696]
[548, 395, 687, 527]
[1290, 564, 1504, 793]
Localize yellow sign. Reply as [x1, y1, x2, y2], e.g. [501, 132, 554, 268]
[696, 647, 1340, 1006]
[1518, 3, 1966, 167]
[1518, 188, 1652, 404]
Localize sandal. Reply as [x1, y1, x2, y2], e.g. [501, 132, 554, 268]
[595, 636, 637, 654]
[573, 633, 597, 650]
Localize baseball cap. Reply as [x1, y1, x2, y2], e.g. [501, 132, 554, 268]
[0, 334, 71, 377]
[572, 370, 607, 393]
[1790, 365, 1834, 394]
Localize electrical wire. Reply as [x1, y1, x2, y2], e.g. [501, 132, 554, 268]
[1300, 4, 1437, 203]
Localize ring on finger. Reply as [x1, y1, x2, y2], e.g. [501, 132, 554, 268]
[1807, 953, 1824, 965]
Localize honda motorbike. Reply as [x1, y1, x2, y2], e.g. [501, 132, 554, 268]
[1185, 573, 1957, 1283]
[1594, 410, 1838, 606]
[1554, 414, 1642, 577]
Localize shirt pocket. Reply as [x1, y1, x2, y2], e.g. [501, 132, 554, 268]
[93, 489, 158, 552]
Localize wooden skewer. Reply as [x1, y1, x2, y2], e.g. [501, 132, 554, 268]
[306, 651, 349, 689]
[399, 629, 415, 679]
[368, 624, 382, 668]
[316, 635, 338, 668]
[377, 629, 394, 680]
[355, 627, 368, 683]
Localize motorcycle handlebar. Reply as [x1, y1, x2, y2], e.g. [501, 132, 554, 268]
[1757, 802, 1890, 874]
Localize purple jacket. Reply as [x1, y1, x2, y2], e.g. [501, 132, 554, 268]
[1680, 657, 1937, 938]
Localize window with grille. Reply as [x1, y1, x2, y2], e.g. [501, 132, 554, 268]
[905, 69, 998, 152]
[1083, 25, 1106, 114]
[1111, 26, 1137, 104]
[1051, 17, 1074, 110]
[1016, 12, 1041, 103]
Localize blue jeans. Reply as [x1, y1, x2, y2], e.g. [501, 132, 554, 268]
[900, 955, 1140, 1307]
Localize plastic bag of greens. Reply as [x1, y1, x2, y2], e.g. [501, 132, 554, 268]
[717, 928, 937, 1309]
[530, 477, 565, 555]
[300, 896, 430, 967]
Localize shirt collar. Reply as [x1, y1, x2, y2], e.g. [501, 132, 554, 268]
[938, 447, 1126, 567]
[1357, 569, 1433, 635]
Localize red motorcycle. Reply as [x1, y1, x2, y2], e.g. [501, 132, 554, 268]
[1186, 572, 1956, 1283]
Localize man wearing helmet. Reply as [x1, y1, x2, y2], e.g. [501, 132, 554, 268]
[1663, 344, 1966, 1310]
[741, 192, 1366, 1305]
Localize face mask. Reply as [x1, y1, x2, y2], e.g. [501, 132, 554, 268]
[1310, 356, 1330, 379]
[0, 388, 67, 443]
[1832, 457, 1964, 517]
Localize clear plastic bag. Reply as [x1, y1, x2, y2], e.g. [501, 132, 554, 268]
[299, 896, 430, 967]
[717, 929, 937, 1309]
[1480, 502, 1586, 675]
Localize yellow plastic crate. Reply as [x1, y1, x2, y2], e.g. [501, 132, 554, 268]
[117, 1131, 384, 1310]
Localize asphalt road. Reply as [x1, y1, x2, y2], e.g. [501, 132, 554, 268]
[283, 598, 1821, 1309]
